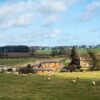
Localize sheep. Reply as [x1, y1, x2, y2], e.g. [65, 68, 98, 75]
[48, 74, 51, 77]
[12, 68, 17, 72]
[48, 72, 56, 77]
[72, 80, 76, 83]
[92, 81, 96, 86]
[13, 72, 19, 76]
[29, 73, 32, 75]
[22, 74, 27, 77]
[50, 72, 55, 76]
[47, 77, 51, 80]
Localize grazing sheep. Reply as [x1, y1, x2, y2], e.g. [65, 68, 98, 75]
[72, 80, 76, 83]
[13, 72, 19, 76]
[52, 73, 56, 76]
[50, 72, 55, 76]
[29, 73, 31, 75]
[22, 74, 27, 77]
[12, 68, 17, 72]
[48, 74, 51, 77]
[0, 68, 2, 73]
[48, 77, 51, 80]
[92, 81, 96, 86]
[51, 72, 55, 76]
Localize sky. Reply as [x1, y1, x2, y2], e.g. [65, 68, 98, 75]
[0, 0, 100, 46]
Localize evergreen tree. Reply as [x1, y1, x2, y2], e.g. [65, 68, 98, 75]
[87, 50, 97, 70]
[70, 46, 77, 63]
[70, 46, 80, 69]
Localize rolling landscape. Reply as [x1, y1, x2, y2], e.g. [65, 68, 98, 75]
[0, 0, 100, 100]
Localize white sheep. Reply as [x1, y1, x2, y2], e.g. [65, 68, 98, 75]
[92, 81, 96, 86]
[22, 74, 27, 77]
[29, 73, 31, 75]
[48, 74, 51, 77]
[72, 80, 76, 83]
[13, 72, 19, 76]
[48, 77, 51, 80]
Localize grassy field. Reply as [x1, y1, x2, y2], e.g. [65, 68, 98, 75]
[36, 50, 52, 54]
[77, 48, 100, 54]
[0, 72, 100, 100]
[0, 58, 36, 66]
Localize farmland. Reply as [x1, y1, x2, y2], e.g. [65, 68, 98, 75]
[0, 58, 65, 67]
[0, 0, 100, 99]
[0, 47, 100, 100]
[36, 49, 52, 54]
[0, 72, 100, 100]
[77, 48, 100, 57]
[0, 58, 36, 66]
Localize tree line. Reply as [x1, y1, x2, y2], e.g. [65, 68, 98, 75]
[0, 46, 30, 53]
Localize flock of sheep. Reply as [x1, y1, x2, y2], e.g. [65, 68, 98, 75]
[9, 70, 96, 87]
[72, 76, 96, 86]
[44, 71, 96, 86]
[47, 72, 96, 86]
[0, 68, 96, 86]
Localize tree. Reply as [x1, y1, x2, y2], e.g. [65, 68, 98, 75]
[87, 50, 97, 70]
[51, 48, 59, 57]
[59, 47, 69, 56]
[70, 46, 77, 60]
[70, 46, 80, 69]
[0, 46, 30, 53]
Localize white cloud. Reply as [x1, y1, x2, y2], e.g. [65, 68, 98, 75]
[39, 0, 66, 14]
[79, 0, 100, 21]
[44, 29, 61, 38]
[0, 0, 35, 28]
[11, 28, 61, 40]
[0, 0, 33, 16]
[43, 15, 59, 26]
[15, 13, 34, 26]
[38, 0, 79, 26]
[0, 0, 79, 28]
[53, 29, 61, 36]
[0, 13, 34, 28]
[87, 1, 100, 12]
[39, 0, 78, 14]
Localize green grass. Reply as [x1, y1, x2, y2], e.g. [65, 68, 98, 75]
[63, 60, 70, 68]
[36, 50, 52, 54]
[0, 58, 36, 66]
[0, 72, 100, 100]
[77, 48, 100, 54]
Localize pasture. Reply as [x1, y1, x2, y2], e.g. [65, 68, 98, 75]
[0, 58, 36, 66]
[77, 48, 100, 56]
[0, 72, 100, 100]
[36, 49, 52, 54]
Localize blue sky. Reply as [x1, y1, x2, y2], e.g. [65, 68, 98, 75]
[0, 0, 100, 46]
